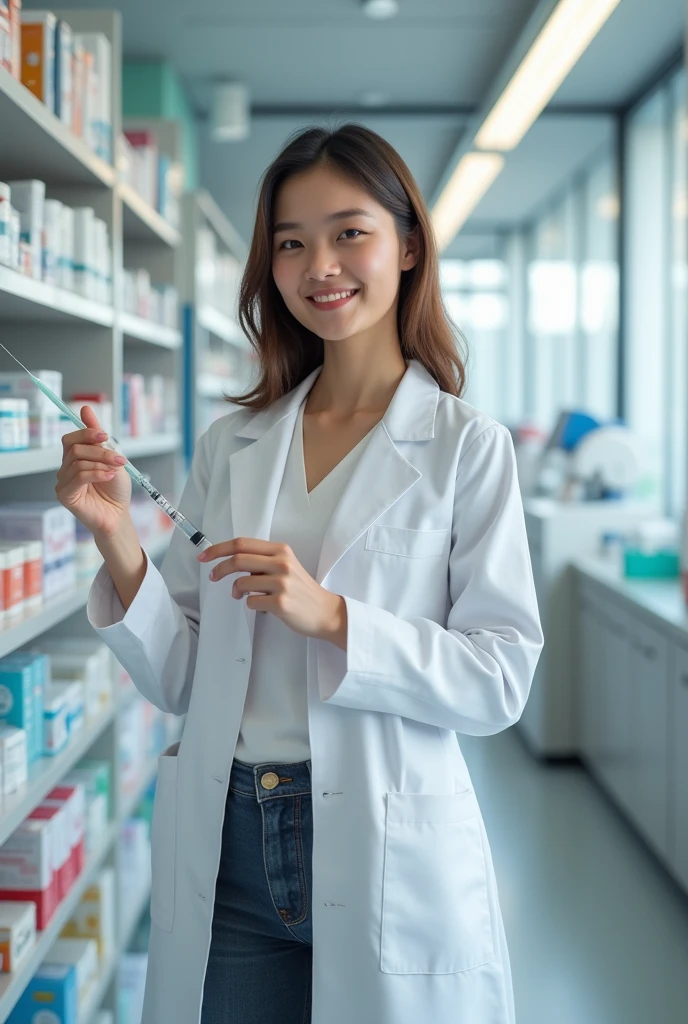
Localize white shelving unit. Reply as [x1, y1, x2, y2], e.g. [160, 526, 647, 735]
[0, 10, 184, 1022]
[180, 189, 253, 459]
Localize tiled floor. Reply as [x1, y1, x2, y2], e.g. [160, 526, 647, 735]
[461, 728, 688, 1024]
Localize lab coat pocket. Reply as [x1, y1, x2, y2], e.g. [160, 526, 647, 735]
[365, 525, 448, 558]
[380, 791, 495, 975]
[150, 742, 180, 933]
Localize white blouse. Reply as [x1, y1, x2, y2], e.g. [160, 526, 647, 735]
[234, 397, 375, 765]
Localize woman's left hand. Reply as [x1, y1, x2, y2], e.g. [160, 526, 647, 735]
[198, 537, 347, 645]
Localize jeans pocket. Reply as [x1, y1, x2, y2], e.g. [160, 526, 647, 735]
[380, 791, 495, 974]
[150, 743, 179, 932]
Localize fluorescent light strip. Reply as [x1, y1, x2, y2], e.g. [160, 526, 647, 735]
[432, 152, 505, 253]
[475, 0, 622, 152]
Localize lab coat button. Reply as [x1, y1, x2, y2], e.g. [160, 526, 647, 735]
[261, 772, 280, 790]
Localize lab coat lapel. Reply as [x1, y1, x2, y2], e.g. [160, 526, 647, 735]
[316, 359, 439, 584]
[227, 358, 440, 635]
[228, 365, 322, 644]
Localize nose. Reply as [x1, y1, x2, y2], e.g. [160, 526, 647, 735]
[306, 241, 341, 282]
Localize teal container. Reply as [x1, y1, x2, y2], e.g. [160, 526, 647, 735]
[624, 547, 680, 579]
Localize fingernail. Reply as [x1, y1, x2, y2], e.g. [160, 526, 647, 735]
[114, 455, 127, 465]
[209, 569, 216, 581]
[196, 552, 207, 561]
[96, 431, 107, 440]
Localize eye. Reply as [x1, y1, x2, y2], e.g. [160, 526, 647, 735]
[278, 239, 303, 250]
[339, 228, 363, 240]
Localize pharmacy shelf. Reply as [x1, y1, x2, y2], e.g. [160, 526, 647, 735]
[0, 266, 115, 327]
[0, 580, 96, 661]
[0, 533, 170, 662]
[0, 67, 115, 188]
[119, 878, 152, 956]
[80, 953, 116, 1024]
[0, 447, 63, 480]
[119, 313, 182, 349]
[0, 705, 116, 848]
[197, 305, 248, 349]
[121, 755, 158, 824]
[119, 182, 181, 248]
[121, 433, 182, 458]
[0, 821, 118, 1021]
[83, 876, 150, 1024]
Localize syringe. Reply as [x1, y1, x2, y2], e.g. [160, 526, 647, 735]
[0, 343, 213, 553]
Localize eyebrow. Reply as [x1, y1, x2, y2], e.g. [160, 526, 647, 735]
[273, 208, 375, 233]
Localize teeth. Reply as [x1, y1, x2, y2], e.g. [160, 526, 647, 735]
[312, 290, 355, 303]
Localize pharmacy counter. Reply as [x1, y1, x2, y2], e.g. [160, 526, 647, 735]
[572, 557, 688, 897]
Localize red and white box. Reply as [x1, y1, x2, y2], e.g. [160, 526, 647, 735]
[29, 804, 71, 902]
[44, 784, 86, 880]
[0, 817, 57, 929]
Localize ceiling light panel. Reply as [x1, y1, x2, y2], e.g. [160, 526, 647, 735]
[475, 0, 621, 152]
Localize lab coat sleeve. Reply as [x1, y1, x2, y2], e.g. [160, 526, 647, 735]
[86, 424, 214, 716]
[317, 423, 544, 736]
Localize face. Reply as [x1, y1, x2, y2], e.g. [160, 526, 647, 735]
[271, 165, 419, 342]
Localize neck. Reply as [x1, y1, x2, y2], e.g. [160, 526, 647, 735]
[307, 320, 407, 417]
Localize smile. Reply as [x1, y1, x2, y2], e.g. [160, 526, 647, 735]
[306, 289, 359, 309]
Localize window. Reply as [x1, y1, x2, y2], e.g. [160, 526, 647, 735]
[623, 84, 670, 507]
[440, 256, 509, 420]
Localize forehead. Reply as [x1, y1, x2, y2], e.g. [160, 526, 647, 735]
[274, 166, 380, 221]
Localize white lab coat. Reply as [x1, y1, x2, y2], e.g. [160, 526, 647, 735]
[88, 358, 543, 1024]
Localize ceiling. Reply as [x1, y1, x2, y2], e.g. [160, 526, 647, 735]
[44, 0, 685, 256]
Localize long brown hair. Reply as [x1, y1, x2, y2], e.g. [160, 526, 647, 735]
[227, 123, 467, 408]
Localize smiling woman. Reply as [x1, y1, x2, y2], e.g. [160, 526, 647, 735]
[227, 123, 468, 409]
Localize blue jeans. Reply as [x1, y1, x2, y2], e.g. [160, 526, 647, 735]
[201, 757, 313, 1024]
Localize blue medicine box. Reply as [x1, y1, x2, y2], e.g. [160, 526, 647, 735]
[7, 963, 77, 1023]
[0, 653, 48, 763]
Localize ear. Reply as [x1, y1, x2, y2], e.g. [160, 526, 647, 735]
[400, 225, 421, 272]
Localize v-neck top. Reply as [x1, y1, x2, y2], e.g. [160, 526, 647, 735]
[234, 399, 376, 765]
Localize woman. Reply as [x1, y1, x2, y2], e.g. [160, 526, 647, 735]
[56, 124, 543, 1024]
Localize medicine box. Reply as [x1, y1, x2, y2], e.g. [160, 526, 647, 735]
[6, 180, 45, 282]
[0, 662, 32, 752]
[0, 818, 57, 929]
[43, 685, 68, 757]
[74, 32, 111, 162]
[0, 901, 36, 973]
[0, 724, 27, 796]
[44, 937, 98, 1010]
[20, 11, 56, 112]
[30, 804, 70, 902]
[0, 651, 46, 765]
[39, 639, 113, 720]
[54, 19, 73, 127]
[49, 680, 84, 738]
[45, 784, 86, 878]
[61, 866, 115, 965]
[7, 962, 77, 1024]
[0, 503, 75, 600]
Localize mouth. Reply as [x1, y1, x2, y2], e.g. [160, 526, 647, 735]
[305, 288, 359, 310]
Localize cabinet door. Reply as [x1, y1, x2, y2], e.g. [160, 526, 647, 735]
[578, 589, 605, 771]
[669, 644, 688, 890]
[597, 601, 633, 814]
[627, 619, 670, 859]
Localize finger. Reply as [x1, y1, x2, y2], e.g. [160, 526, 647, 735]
[63, 459, 122, 482]
[80, 405, 102, 432]
[68, 444, 126, 468]
[198, 538, 286, 562]
[58, 466, 118, 496]
[232, 574, 278, 594]
[62, 425, 109, 452]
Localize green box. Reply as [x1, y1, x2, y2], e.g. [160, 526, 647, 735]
[623, 548, 680, 579]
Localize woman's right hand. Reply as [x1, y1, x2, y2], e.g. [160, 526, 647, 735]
[55, 405, 132, 540]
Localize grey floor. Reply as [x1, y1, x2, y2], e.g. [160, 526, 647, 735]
[461, 728, 688, 1024]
